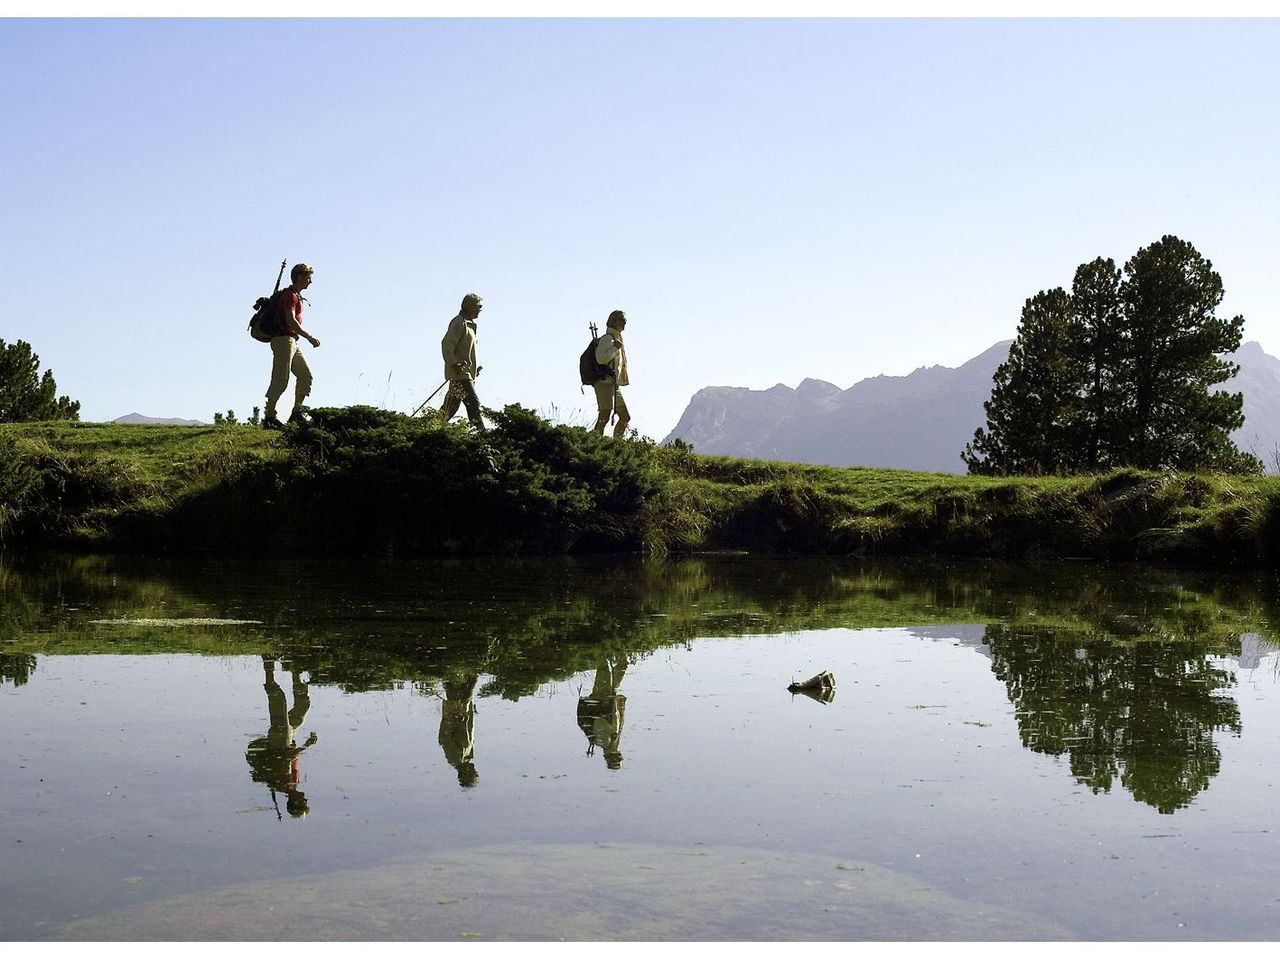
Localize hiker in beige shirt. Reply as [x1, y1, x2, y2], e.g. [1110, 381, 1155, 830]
[593, 310, 630, 438]
[440, 292, 484, 428]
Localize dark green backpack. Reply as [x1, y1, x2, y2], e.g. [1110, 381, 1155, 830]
[248, 260, 288, 343]
[579, 323, 613, 384]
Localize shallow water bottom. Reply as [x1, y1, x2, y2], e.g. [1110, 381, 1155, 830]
[49, 842, 1070, 941]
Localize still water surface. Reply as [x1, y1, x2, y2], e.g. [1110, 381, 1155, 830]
[3, 553, 1280, 940]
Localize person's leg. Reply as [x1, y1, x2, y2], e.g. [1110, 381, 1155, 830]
[289, 348, 313, 418]
[592, 380, 614, 435]
[262, 658, 287, 731]
[459, 377, 483, 428]
[287, 669, 311, 729]
[611, 387, 630, 438]
[440, 380, 462, 420]
[264, 337, 295, 423]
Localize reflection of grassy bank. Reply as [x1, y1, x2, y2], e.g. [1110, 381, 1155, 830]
[5, 553, 1278, 690]
[7, 554, 1272, 817]
[5, 408, 1280, 562]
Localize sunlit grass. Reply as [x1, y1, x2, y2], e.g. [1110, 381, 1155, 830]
[5, 414, 1280, 562]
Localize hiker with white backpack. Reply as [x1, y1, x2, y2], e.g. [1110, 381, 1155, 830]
[591, 310, 630, 438]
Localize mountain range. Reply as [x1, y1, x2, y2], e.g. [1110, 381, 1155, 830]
[663, 341, 1280, 474]
[112, 413, 205, 426]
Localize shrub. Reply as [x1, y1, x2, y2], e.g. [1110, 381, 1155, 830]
[273, 405, 671, 554]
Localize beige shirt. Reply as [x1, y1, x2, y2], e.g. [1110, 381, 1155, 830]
[441, 313, 478, 380]
[594, 327, 628, 386]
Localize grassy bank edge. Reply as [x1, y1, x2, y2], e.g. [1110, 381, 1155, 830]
[3, 412, 1279, 564]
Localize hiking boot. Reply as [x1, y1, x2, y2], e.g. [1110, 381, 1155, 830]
[287, 410, 310, 426]
[262, 416, 284, 431]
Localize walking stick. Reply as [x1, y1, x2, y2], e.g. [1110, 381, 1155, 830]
[411, 380, 449, 417]
[410, 366, 482, 418]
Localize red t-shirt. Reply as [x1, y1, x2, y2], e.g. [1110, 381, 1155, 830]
[279, 289, 303, 338]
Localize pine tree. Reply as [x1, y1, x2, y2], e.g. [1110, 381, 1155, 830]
[1068, 257, 1123, 470]
[964, 236, 1257, 475]
[963, 288, 1078, 475]
[0, 339, 80, 423]
[1112, 236, 1250, 471]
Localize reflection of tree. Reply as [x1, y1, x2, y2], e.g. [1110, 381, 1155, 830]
[985, 625, 1242, 813]
[577, 657, 628, 769]
[0, 653, 37, 687]
[245, 658, 317, 819]
[5, 552, 1279, 764]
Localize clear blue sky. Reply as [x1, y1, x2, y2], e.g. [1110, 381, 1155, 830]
[2, 18, 1277, 436]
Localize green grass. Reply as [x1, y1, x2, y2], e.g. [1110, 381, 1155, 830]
[657, 446, 1280, 561]
[1, 420, 284, 544]
[5, 410, 1280, 562]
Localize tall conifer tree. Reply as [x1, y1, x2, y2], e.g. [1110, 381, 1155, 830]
[1068, 257, 1123, 470]
[964, 236, 1256, 475]
[1112, 236, 1249, 471]
[0, 339, 80, 423]
[963, 288, 1077, 475]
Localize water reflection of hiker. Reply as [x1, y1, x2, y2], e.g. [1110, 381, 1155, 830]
[246, 657, 318, 819]
[577, 657, 628, 769]
[438, 674, 479, 788]
[592, 310, 630, 438]
[440, 292, 485, 429]
[263, 263, 321, 429]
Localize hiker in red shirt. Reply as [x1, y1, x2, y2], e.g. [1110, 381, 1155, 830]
[263, 263, 321, 429]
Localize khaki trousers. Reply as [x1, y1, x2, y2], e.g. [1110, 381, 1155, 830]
[265, 336, 313, 418]
[593, 380, 630, 437]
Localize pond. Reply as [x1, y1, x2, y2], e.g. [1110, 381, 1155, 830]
[3, 553, 1280, 941]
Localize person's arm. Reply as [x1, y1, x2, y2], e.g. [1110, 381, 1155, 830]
[442, 317, 469, 377]
[283, 293, 320, 347]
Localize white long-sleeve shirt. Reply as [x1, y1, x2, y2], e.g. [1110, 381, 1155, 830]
[594, 327, 628, 386]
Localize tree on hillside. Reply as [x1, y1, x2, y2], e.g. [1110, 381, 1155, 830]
[1068, 257, 1124, 470]
[0, 339, 81, 423]
[963, 236, 1257, 475]
[962, 288, 1080, 474]
[1111, 236, 1250, 471]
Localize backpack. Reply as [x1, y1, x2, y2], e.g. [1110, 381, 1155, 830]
[248, 259, 289, 343]
[579, 334, 613, 385]
[248, 291, 287, 343]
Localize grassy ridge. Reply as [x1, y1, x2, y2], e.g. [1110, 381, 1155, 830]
[4, 407, 1280, 562]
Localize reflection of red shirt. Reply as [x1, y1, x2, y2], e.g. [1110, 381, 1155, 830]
[280, 289, 303, 338]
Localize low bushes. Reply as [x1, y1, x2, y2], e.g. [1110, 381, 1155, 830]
[254, 404, 670, 554]
[6, 412, 1280, 563]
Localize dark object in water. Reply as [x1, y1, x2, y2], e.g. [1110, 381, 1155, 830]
[788, 671, 835, 704]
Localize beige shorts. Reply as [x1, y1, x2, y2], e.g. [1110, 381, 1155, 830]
[593, 380, 627, 415]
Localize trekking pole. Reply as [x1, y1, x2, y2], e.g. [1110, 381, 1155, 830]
[409, 365, 483, 418]
[411, 380, 448, 417]
[272, 259, 287, 295]
[591, 322, 617, 425]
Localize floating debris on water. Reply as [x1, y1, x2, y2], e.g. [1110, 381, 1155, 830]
[787, 671, 836, 704]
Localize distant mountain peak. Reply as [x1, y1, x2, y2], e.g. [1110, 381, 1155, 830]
[112, 413, 205, 426]
[665, 339, 1280, 474]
